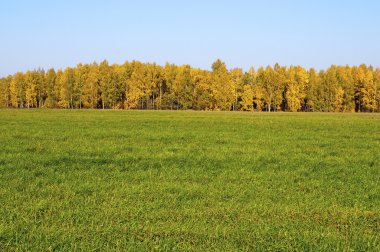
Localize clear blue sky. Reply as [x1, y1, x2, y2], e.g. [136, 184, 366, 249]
[1, 0, 380, 77]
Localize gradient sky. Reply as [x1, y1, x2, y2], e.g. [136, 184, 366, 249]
[1, 0, 380, 77]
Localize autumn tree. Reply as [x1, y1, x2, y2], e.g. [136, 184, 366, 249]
[58, 68, 75, 108]
[98, 60, 112, 109]
[24, 71, 37, 108]
[0, 76, 11, 108]
[125, 61, 149, 109]
[211, 59, 234, 111]
[335, 66, 355, 112]
[240, 84, 254, 111]
[285, 66, 308, 112]
[361, 69, 378, 112]
[111, 64, 128, 109]
[45, 69, 57, 108]
[10, 72, 26, 108]
[374, 68, 380, 112]
[73, 64, 86, 109]
[273, 64, 287, 111]
[260, 66, 275, 111]
[305, 68, 319, 112]
[146, 63, 163, 110]
[162, 63, 178, 110]
[35, 69, 47, 108]
[81, 63, 100, 109]
[352, 65, 367, 112]
[172, 65, 194, 110]
[251, 67, 265, 111]
[230, 68, 245, 111]
[192, 68, 212, 110]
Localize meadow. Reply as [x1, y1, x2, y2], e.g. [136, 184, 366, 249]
[0, 109, 379, 251]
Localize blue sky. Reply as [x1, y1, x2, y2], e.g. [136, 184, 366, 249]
[1, 0, 379, 76]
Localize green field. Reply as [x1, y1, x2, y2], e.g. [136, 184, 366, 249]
[0, 110, 379, 251]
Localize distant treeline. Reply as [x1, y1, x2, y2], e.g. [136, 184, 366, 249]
[0, 60, 379, 112]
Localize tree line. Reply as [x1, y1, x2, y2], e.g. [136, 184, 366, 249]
[0, 59, 379, 112]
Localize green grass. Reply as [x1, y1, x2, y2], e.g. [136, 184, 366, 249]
[0, 110, 379, 251]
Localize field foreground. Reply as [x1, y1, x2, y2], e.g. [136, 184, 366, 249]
[0, 110, 379, 250]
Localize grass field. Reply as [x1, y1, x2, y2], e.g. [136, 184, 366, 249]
[0, 110, 379, 251]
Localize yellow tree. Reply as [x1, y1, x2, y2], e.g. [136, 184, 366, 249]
[147, 63, 164, 110]
[240, 85, 254, 111]
[336, 66, 355, 112]
[374, 68, 380, 112]
[253, 67, 265, 111]
[24, 71, 37, 108]
[273, 64, 287, 111]
[211, 59, 234, 111]
[58, 68, 74, 108]
[324, 65, 345, 112]
[305, 68, 320, 112]
[352, 65, 366, 112]
[111, 64, 127, 109]
[99, 60, 112, 109]
[119, 61, 134, 109]
[192, 68, 212, 110]
[54, 70, 63, 108]
[172, 65, 194, 110]
[34, 69, 47, 108]
[45, 69, 57, 108]
[98, 60, 125, 109]
[286, 68, 299, 112]
[286, 66, 308, 112]
[162, 63, 178, 110]
[253, 85, 265, 111]
[125, 61, 148, 109]
[229, 68, 244, 111]
[362, 70, 377, 112]
[82, 63, 100, 109]
[74, 64, 87, 109]
[0, 76, 11, 108]
[261, 66, 275, 111]
[10, 72, 26, 108]
[333, 87, 344, 112]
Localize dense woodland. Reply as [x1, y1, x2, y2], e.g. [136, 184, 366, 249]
[0, 59, 379, 112]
